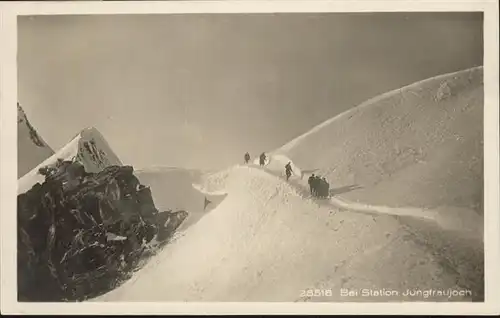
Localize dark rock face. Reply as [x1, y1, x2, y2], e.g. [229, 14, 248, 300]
[17, 161, 188, 302]
[17, 102, 46, 148]
[80, 138, 111, 168]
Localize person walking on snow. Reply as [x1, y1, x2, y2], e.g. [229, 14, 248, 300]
[316, 177, 330, 198]
[285, 162, 293, 181]
[259, 152, 267, 166]
[312, 175, 321, 197]
[244, 152, 251, 164]
[308, 174, 316, 196]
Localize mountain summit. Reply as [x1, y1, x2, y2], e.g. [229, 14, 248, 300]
[18, 126, 122, 195]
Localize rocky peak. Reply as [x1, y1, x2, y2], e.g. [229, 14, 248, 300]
[18, 161, 188, 302]
[17, 102, 48, 148]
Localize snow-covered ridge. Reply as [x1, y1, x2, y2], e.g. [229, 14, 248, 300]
[18, 127, 122, 195]
[252, 153, 303, 179]
[277, 66, 483, 153]
[197, 162, 483, 240]
[94, 164, 481, 302]
[271, 66, 483, 214]
[91, 68, 484, 302]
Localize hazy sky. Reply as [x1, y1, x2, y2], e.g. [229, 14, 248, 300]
[18, 12, 483, 170]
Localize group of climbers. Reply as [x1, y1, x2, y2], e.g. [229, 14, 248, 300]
[307, 174, 330, 198]
[245, 152, 331, 198]
[244, 152, 294, 180]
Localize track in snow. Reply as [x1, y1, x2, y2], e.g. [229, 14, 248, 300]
[234, 164, 484, 300]
[244, 162, 482, 242]
[93, 163, 483, 302]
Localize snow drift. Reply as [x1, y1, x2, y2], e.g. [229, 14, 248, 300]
[18, 127, 122, 195]
[275, 67, 483, 217]
[17, 103, 54, 178]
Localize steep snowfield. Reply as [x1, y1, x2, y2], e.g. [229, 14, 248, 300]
[275, 67, 483, 216]
[17, 103, 54, 178]
[17, 127, 122, 195]
[91, 68, 484, 302]
[134, 167, 226, 232]
[93, 165, 481, 302]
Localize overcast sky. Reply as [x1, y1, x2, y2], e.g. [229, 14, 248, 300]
[18, 12, 483, 170]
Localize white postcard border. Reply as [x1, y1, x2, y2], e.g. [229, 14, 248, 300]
[1, 0, 498, 315]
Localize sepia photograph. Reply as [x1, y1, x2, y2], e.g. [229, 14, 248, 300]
[1, 0, 499, 315]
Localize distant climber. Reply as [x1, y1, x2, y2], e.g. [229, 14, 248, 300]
[308, 174, 316, 196]
[244, 152, 251, 164]
[285, 162, 293, 181]
[204, 197, 212, 211]
[259, 152, 267, 166]
[312, 175, 320, 197]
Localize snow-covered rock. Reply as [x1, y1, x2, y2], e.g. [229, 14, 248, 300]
[18, 127, 122, 195]
[18, 162, 188, 302]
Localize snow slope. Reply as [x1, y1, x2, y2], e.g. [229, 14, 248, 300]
[249, 160, 483, 242]
[134, 167, 226, 232]
[17, 103, 54, 178]
[93, 165, 482, 302]
[274, 67, 483, 217]
[91, 68, 484, 302]
[17, 127, 122, 195]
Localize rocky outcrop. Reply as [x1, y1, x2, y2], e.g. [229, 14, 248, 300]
[17, 103, 48, 148]
[17, 103, 55, 178]
[17, 161, 188, 302]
